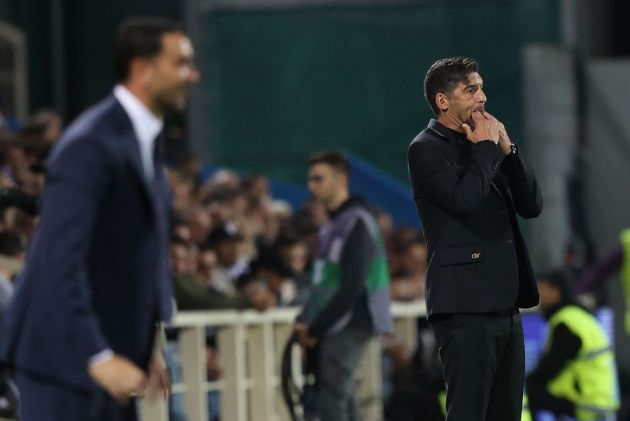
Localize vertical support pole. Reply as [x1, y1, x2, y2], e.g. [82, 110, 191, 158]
[217, 323, 248, 421]
[248, 319, 275, 421]
[180, 326, 209, 420]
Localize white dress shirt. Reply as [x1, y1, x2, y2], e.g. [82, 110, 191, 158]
[113, 84, 163, 180]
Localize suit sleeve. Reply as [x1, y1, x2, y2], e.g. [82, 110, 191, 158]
[407, 139, 505, 216]
[500, 148, 543, 218]
[35, 136, 113, 367]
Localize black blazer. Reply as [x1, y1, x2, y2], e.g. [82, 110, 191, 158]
[407, 119, 542, 317]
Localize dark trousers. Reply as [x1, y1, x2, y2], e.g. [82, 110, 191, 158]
[430, 309, 524, 421]
[14, 370, 137, 421]
[315, 327, 372, 421]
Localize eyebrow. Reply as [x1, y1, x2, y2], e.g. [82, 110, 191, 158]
[464, 83, 483, 90]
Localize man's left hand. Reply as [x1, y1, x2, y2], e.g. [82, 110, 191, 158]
[482, 111, 512, 155]
[497, 122, 513, 156]
[294, 323, 318, 348]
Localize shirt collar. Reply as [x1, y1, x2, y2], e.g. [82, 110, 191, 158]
[428, 119, 467, 144]
[328, 195, 365, 219]
[113, 84, 163, 144]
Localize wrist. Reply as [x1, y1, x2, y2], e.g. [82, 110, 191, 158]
[499, 140, 513, 156]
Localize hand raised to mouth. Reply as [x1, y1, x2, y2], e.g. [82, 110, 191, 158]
[461, 111, 500, 144]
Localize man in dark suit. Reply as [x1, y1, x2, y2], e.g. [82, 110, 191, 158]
[0, 18, 199, 421]
[407, 57, 542, 421]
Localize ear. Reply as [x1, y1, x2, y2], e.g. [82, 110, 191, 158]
[129, 57, 152, 85]
[435, 92, 449, 113]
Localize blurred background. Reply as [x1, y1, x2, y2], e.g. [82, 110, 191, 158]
[1, 0, 630, 420]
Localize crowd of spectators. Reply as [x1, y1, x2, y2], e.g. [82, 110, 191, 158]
[0, 110, 60, 316]
[0, 108, 430, 318]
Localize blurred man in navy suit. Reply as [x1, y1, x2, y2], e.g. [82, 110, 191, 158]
[0, 17, 199, 421]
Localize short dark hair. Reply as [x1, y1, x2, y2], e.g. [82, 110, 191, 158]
[424, 57, 479, 115]
[307, 150, 350, 176]
[537, 268, 575, 299]
[0, 230, 24, 257]
[113, 17, 182, 83]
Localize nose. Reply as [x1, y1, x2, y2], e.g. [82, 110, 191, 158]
[477, 88, 487, 104]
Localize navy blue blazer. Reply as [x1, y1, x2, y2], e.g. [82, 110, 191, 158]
[0, 96, 173, 390]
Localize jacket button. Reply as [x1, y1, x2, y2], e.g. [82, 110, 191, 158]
[500, 210, 507, 215]
[506, 239, 514, 245]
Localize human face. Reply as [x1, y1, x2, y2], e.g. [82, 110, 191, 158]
[170, 244, 190, 276]
[286, 243, 308, 274]
[215, 240, 240, 267]
[197, 249, 217, 278]
[441, 72, 486, 127]
[148, 33, 200, 113]
[537, 279, 561, 311]
[307, 163, 344, 209]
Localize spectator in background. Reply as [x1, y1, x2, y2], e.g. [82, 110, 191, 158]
[187, 206, 213, 245]
[526, 269, 619, 420]
[170, 238, 274, 312]
[296, 150, 393, 421]
[171, 212, 192, 244]
[250, 250, 296, 306]
[206, 223, 249, 297]
[389, 229, 427, 302]
[204, 185, 242, 228]
[387, 227, 418, 278]
[243, 174, 271, 208]
[274, 226, 312, 305]
[0, 137, 28, 186]
[0, 230, 25, 315]
[21, 109, 63, 143]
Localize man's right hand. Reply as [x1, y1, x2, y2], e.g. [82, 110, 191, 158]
[462, 111, 500, 144]
[88, 355, 148, 404]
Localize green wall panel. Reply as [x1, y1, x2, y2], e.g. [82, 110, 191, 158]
[203, 0, 560, 183]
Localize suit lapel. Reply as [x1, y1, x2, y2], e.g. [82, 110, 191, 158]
[491, 181, 505, 201]
[110, 97, 160, 217]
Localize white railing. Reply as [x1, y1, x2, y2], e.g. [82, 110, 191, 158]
[140, 301, 427, 421]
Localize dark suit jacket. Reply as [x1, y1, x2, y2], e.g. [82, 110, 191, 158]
[407, 119, 542, 317]
[0, 95, 173, 390]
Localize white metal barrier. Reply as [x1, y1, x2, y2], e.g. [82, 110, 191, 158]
[139, 301, 427, 421]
